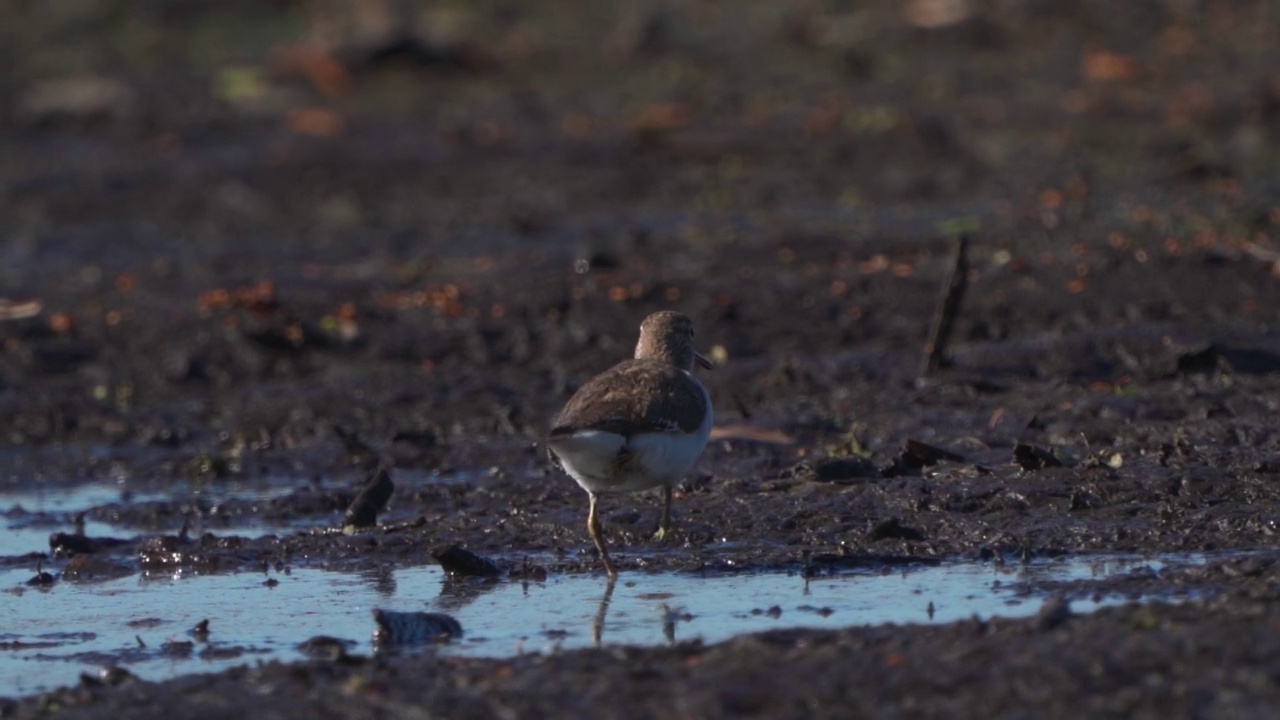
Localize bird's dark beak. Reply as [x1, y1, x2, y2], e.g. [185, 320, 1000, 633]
[695, 351, 714, 370]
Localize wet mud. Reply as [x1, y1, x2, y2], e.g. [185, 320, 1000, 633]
[5, 0, 1280, 716]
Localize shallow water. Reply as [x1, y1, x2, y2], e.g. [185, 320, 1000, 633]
[0, 553, 1203, 696]
[0, 480, 333, 559]
[0, 480, 1223, 697]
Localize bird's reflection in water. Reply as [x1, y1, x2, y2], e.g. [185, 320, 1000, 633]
[661, 603, 695, 644]
[662, 604, 678, 644]
[591, 578, 693, 646]
[592, 577, 617, 646]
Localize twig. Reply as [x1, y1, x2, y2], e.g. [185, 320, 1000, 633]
[921, 234, 971, 377]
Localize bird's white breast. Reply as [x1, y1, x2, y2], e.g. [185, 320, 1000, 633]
[552, 372, 712, 495]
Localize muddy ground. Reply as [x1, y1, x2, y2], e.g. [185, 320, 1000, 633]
[5, 0, 1280, 716]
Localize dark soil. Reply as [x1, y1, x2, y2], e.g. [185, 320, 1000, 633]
[4, 0, 1280, 716]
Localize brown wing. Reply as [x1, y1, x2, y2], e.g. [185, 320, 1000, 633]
[551, 359, 707, 438]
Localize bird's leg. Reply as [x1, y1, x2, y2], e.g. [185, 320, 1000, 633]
[653, 484, 674, 541]
[588, 492, 618, 579]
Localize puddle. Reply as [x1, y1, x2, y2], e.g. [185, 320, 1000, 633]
[0, 553, 1208, 696]
[1, 485, 130, 559]
[0, 481, 336, 558]
[0, 471, 486, 560]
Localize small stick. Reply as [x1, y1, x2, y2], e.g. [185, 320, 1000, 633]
[921, 234, 971, 377]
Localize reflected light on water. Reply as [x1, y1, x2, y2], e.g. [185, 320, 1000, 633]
[0, 552, 1202, 696]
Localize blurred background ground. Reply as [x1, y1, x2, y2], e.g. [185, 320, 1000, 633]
[4, 0, 1280, 461]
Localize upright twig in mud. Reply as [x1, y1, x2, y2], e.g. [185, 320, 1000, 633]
[921, 235, 971, 377]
